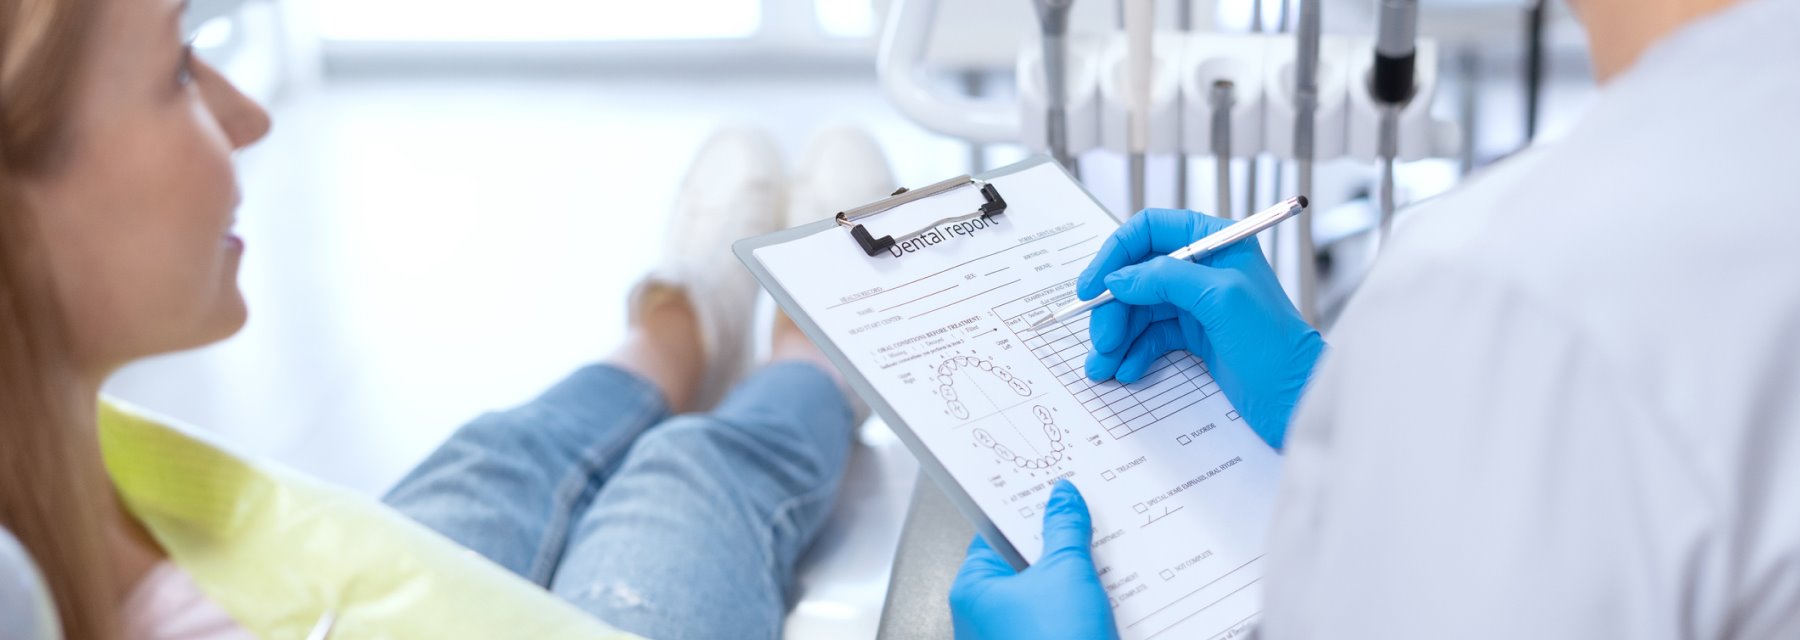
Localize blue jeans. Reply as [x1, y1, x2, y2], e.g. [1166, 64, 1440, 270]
[383, 362, 854, 640]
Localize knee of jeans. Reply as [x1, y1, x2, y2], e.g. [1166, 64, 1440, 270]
[640, 415, 838, 491]
[559, 570, 786, 640]
[568, 579, 656, 614]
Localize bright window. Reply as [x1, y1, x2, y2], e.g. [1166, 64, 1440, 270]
[315, 0, 762, 41]
[815, 0, 876, 37]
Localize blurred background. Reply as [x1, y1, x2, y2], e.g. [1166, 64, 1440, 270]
[105, 1, 1602, 636]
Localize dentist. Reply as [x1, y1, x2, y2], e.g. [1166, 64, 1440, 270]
[951, 0, 1800, 637]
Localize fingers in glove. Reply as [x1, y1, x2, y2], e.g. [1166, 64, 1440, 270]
[1077, 209, 1229, 299]
[1089, 302, 1180, 382]
[1087, 299, 1133, 353]
[1089, 300, 1178, 354]
[1103, 257, 1248, 323]
[1038, 480, 1096, 564]
[955, 535, 1017, 584]
[1115, 320, 1185, 384]
[948, 535, 1015, 620]
[1086, 339, 1127, 383]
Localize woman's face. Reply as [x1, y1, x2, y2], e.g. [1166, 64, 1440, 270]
[19, 0, 271, 374]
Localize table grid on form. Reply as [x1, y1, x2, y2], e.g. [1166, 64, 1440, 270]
[998, 292, 1223, 440]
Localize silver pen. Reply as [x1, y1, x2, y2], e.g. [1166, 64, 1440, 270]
[1026, 196, 1309, 332]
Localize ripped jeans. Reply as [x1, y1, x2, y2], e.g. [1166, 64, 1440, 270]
[383, 362, 855, 640]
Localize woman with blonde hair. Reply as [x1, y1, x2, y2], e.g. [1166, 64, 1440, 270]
[0, 0, 892, 637]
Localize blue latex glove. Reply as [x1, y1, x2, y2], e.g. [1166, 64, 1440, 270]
[1077, 209, 1325, 450]
[949, 480, 1118, 640]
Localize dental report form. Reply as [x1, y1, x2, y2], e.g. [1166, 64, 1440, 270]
[738, 158, 1279, 640]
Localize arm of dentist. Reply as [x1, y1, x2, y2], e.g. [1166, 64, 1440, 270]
[951, 209, 1327, 639]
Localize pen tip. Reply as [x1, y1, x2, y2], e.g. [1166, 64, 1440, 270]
[1296, 195, 1309, 209]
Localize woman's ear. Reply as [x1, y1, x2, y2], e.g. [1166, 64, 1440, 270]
[0, 525, 61, 640]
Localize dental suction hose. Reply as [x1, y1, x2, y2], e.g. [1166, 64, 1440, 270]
[1293, 0, 1322, 324]
[1124, 0, 1153, 214]
[1033, 0, 1077, 173]
[1371, 0, 1418, 246]
[1211, 81, 1237, 220]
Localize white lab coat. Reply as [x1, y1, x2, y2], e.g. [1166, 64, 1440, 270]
[1260, 0, 1800, 637]
[0, 526, 57, 640]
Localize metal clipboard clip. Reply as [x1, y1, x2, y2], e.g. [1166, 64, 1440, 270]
[835, 175, 1008, 257]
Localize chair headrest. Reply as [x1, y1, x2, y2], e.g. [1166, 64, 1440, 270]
[0, 525, 61, 640]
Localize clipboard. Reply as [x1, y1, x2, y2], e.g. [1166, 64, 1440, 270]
[733, 156, 1119, 569]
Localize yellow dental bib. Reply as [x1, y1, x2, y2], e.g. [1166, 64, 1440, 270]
[99, 400, 642, 639]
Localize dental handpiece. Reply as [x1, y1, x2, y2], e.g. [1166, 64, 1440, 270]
[1373, 0, 1420, 107]
[1372, 0, 1419, 243]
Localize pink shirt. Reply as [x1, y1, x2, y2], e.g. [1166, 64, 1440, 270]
[122, 563, 254, 640]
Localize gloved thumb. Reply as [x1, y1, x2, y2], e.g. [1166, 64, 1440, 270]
[1102, 257, 1217, 314]
[1038, 480, 1095, 562]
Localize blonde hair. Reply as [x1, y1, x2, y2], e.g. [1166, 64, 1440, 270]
[0, 0, 123, 637]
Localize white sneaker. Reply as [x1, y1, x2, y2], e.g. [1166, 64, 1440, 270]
[786, 124, 898, 229]
[636, 126, 787, 411]
[785, 125, 897, 422]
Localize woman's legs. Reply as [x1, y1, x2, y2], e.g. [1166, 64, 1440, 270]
[544, 314, 857, 640]
[382, 289, 709, 585]
[387, 125, 878, 636]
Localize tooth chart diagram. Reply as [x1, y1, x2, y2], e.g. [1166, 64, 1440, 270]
[930, 354, 1070, 472]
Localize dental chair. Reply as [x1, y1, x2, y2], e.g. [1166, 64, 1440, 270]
[0, 525, 60, 640]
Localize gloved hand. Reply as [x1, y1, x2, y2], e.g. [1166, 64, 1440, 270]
[949, 480, 1118, 640]
[1077, 209, 1325, 450]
